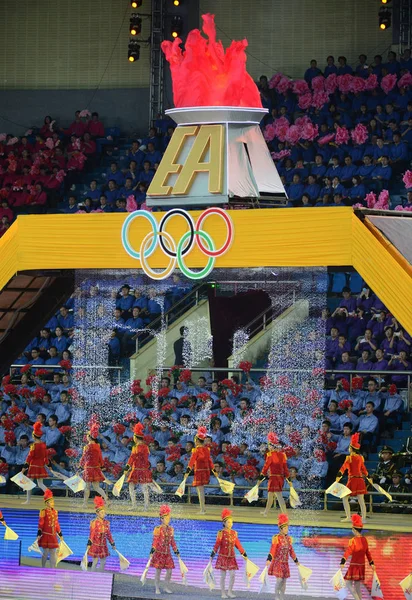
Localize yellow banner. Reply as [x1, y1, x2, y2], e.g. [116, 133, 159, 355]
[0, 208, 410, 333]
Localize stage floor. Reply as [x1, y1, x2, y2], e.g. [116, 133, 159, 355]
[0, 496, 409, 599]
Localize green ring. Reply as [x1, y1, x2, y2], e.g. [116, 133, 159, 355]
[176, 230, 215, 279]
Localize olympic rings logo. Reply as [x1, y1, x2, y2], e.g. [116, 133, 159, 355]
[121, 207, 234, 280]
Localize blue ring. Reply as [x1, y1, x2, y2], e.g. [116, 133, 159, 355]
[121, 210, 158, 260]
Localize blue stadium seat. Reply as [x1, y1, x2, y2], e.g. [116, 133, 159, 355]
[349, 273, 363, 294]
[331, 272, 347, 293]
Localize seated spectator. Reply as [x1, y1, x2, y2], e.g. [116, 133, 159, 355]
[311, 154, 327, 180]
[315, 193, 332, 207]
[381, 384, 403, 436]
[340, 156, 358, 185]
[145, 142, 162, 167]
[372, 348, 389, 375]
[389, 350, 412, 387]
[138, 160, 154, 185]
[287, 173, 305, 202]
[63, 195, 78, 214]
[355, 54, 369, 78]
[371, 445, 396, 487]
[384, 51, 400, 76]
[106, 162, 125, 187]
[380, 471, 410, 512]
[324, 55, 337, 76]
[331, 176, 346, 197]
[324, 400, 341, 432]
[304, 175, 320, 201]
[326, 156, 342, 179]
[87, 112, 105, 138]
[300, 193, 312, 207]
[337, 56, 353, 75]
[358, 401, 379, 450]
[304, 59, 322, 84]
[57, 306, 74, 332]
[99, 195, 111, 212]
[380, 326, 398, 359]
[390, 132, 409, 174]
[335, 351, 354, 381]
[347, 176, 367, 204]
[329, 422, 353, 479]
[338, 402, 359, 431]
[356, 349, 374, 372]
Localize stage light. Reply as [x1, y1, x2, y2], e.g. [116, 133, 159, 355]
[130, 14, 142, 36]
[131, 0, 142, 7]
[171, 15, 183, 38]
[128, 41, 140, 62]
[173, 0, 181, 5]
[379, 8, 391, 29]
[380, 0, 391, 4]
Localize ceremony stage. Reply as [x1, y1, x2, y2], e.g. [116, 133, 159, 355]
[0, 497, 409, 599]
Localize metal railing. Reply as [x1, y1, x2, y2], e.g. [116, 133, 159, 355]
[9, 363, 124, 385]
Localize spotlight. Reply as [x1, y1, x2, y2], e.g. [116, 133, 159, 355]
[173, 0, 181, 5]
[128, 41, 140, 62]
[131, 0, 142, 6]
[380, 0, 391, 3]
[379, 8, 391, 29]
[130, 14, 142, 36]
[171, 15, 183, 38]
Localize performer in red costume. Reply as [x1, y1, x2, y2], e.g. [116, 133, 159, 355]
[125, 422, 152, 510]
[150, 504, 180, 595]
[210, 508, 247, 599]
[22, 421, 49, 504]
[266, 513, 299, 600]
[340, 514, 375, 600]
[37, 489, 63, 568]
[0, 510, 6, 527]
[259, 432, 290, 516]
[184, 425, 214, 514]
[80, 423, 108, 506]
[86, 496, 116, 571]
[336, 433, 371, 522]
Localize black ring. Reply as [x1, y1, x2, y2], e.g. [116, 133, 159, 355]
[158, 209, 195, 257]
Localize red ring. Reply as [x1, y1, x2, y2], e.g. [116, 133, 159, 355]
[195, 208, 233, 257]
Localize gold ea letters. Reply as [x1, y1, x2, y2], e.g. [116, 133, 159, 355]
[147, 124, 224, 196]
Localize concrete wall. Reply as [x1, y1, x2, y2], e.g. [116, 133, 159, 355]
[201, 0, 392, 80]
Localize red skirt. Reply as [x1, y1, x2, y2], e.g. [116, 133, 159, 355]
[344, 563, 365, 581]
[268, 558, 290, 578]
[268, 474, 285, 493]
[27, 465, 48, 479]
[83, 466, 105, 483]
[348, 476, 367, 497]
[38, 533, 59, 549]
[215, 555, 239, 571]
[88, 542, 109, 559]
[151, 550, 175, 570]
[127, 468, 152, 485]
[192, 469, 210, 487]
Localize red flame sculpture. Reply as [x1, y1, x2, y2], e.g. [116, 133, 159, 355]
[161, 13, 262, 108]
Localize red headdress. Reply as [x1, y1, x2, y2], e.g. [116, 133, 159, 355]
[89, 424, 99, 440]
[352, 376, 363, 390]
[32, 422, 43, 438]
[221, 508, 232, 521]
[196, 426, 207, 441]
[351, 514, 363, 529]
[44, 489, 53, 502]
[350, 432, 361, 450]
[133, 423, 144, 438]
[159, 504, 171, 517]
[389, 384, 397, 396]
[4, 431, 15, 444]
[339, 379, 350, 392]
[267, 432, 279, 446]
[278, 513, 289, 527]
[94, 496, 105, 511]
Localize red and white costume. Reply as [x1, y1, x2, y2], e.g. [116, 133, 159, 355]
[338, 434, 368, 497]
[341, 515, 374, 581]
[38, 491, 62, 549]
[150, 523, 178, 569]
[80, 440, 105, 483]
[87, 516, 115, 559]
[26, 423, 49, 478]
[267, 533, 297, 578]
[126, 439, 152, 484]
[212, 529, 246, 571]
[261, 449, 289, 492]
[187, 445, 214, 486]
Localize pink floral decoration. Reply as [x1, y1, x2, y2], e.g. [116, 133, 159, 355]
[398, 73, 412, 88]
[298, 93, 312, 110]
[285, 125, 300, 145]
[126, 195, 137, 212]
[318, 133, 335, 145]
[349, 77, 366, 93]
[268, 73, 283, 89]
[7, 137, 18, 146]
[364, 74, 378, 91]
[366, 191, 377, 208]
[45, 138, 55, 150]
[325, 74, 338, 94]
[24, 129, 33, 136]
[91, 208, 104, 213]
[395, 204, 412, 212]
[381, 74, 397, 94]
[335, 126, 350, 145]
[300, 121, 319, 141]
[312, 91, 329, 109]
[375, 189, 390, 210]
[402, 170, 412, 189]
[271, 149, 291, 161]
[351, 123, 368, 145]
[312, 75, 325, 92]
[294, 115, 311, 127]
[79, 109, 91, 118]
[273, 116, 290, 142]
[292, 79, 309, 95]
[263, 123, 276, 142]
[0, 134, 6, 142]
[337, 74, 353, 94]
[276, 76, 292, 94]
[55, 169, 66, 182]
[352, 203, 364, 209]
